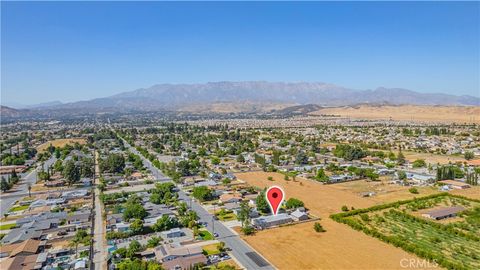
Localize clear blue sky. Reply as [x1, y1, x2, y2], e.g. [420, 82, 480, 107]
[1, 1, 479, 105]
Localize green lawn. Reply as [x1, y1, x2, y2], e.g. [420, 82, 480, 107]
[9, 205, 29, 212]
[0, 223, 17, 230]
[202, 243, 221, 255]
[218, 213, 237, 222]
[198, 230, 214, 240]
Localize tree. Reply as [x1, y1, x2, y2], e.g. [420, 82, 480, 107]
[236, 154, 245, 163]
[129, 219, 144, 234]
[217, 242, 226, 252]
[365, 169, 379, 181]
[0, 177, 9, 192]
[333, 144, 367, 161]
[123, 202, 147, 221]
[285, 198, 304, 209]
[237, 201, 252, 229]
[408, 187, 419, 194]
[70, 237, 81, 258]
[412, 159, 426, 168]
[272, 150, 281, 166]
[100, 153, 125, 173]
[117, 259, 163, 270]
[464, 151, 474, 160]
[152, 215, 179, 232]
[211, 156, 220, 165]
[125, 240, 142, 258]
[54, 160, 63, 172]
[315, 168, 328, 182]
[397, 148, 406, 165]
[38, 171, 50, 181]
[79, 158, 94, 177]
[192, 186, 214, 202]
[313, 222, 326, 232]
[256, 189, 270, 214]
[63, 160, 80, 185]
[179, 210, 198, 228]
[70, 229, 90, 258]
[397, 170, 407, 180]
[295, 151, 308, 165]
[146, 236, 162, 248]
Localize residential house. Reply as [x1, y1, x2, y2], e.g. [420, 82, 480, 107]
[252, 213, 293, 229]
[219, 193, 242, 204]
[0, 239, 42, 258]
[155, 244, 207, 270]
[290, 209, 309, 221]
[161, 228, 185, 239]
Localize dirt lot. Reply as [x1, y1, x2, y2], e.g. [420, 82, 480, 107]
[235, 172, 442, 270]
[402, 151, 470, 165]
[329, 178, 441, 203]
[451, 186, 480, 199]
[37, 138, 86, 152]
[310, 105, 480, 124]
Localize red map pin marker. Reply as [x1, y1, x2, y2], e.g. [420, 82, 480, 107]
[266, 186, 285, 215]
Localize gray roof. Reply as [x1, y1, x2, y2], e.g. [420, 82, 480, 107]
[253, 213, 292, 224]
[291, 209, 308, 219]
[16, 211, 67, 225]
[67, 213, 90, 222]
[1, 229, 43, 244]
[424, 206, 465, 219]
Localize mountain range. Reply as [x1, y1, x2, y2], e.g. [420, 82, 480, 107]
[4, 81, 480, 113]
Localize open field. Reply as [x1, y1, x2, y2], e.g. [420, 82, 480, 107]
[329, 178, 441, 203]
[235, 172, 442, 269]
[402, 151, 472, 165]
[36, 138, 86, 152]
[331, 194, 480, 270]
[310, 105, 480, 124]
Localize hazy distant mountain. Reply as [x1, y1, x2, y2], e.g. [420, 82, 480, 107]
[0, 105, 24, 118]
[1, 100, 63, 109]
[25, 101, 63, 109]
[27, 81, 480, 111]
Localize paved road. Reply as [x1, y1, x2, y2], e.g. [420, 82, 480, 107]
[92, 151, 108, 270]
[122, 138, 275, 270]
[0, 157, 56, 216]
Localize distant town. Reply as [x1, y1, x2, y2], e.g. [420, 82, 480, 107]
[0, 109, 479, 270]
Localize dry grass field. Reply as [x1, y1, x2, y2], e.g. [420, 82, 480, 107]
[235, 172, 443, 270]
[328, 178, 441, 203]
[37, 138, 86, 152]
[310, 105, 480, 124]
[402, 151, 471, 165]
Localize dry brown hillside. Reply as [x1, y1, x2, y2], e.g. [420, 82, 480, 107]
[310, 105, 480, 123]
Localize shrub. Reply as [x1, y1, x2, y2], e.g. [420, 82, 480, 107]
[285, 198, 304, 209]
[313, 222, 326, 232]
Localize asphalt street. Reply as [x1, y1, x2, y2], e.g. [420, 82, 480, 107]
[124, 139, 275, 270]
[0, 157, 56, 216]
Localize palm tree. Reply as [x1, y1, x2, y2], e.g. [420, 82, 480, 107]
[69, 237, 80, 258]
